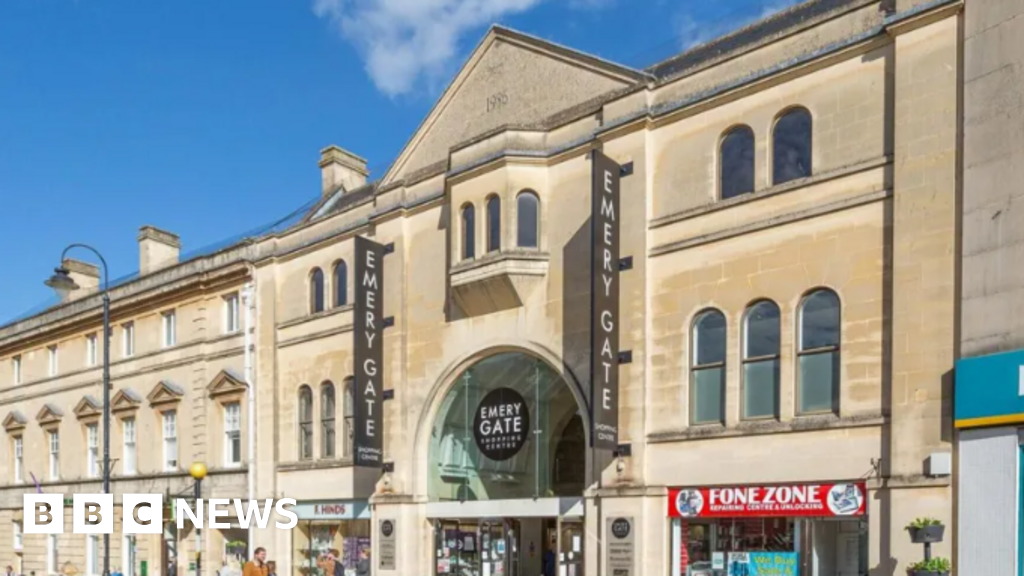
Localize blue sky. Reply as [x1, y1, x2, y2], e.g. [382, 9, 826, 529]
[0, 0, 796, 324]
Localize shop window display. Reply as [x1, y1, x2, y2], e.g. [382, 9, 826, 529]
[293, 521, 371, 576]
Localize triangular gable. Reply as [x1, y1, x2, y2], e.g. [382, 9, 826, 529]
[3, 410, 27, 433]
[148, 380, 186, 407]
[380, 26, 646, 188]
[73, 396, 102, 420]
[111, 388, 142, 414]
[207, 369, 247, 399]
[36, 403, 64, 426]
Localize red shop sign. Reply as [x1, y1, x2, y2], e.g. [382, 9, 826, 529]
[668, 482, 867, 518]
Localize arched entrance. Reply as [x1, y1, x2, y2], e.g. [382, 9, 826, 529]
[426, 351, 588, 576]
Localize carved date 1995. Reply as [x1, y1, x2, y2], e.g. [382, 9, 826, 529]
[486, 92, 509, 112]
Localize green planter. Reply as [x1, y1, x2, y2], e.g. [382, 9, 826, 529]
[908, 524, 945, 544]
[907, 571, 949, 576]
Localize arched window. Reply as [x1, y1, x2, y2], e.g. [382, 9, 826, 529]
[344, 375, 356, 455]
[486, 195, 501, 253]
[691, 309, 726, 424]
[298, 385, 313, 460]
[773, 108, 812, 185]
[309, 268, 325, 314]
[720, 126, 755, 200]
[516, 191, 539, 248]
[321, 382, 336, 458]
[333, 260, 348, 308]
[742, 300, 780, 419]
[462, 204, 476, 260]
[798, 289, 841, 414]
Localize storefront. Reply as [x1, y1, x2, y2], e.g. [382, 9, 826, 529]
[291, 500, 371, 576]
[955, 349, 1024, 576]
[668, 481, 868, 576]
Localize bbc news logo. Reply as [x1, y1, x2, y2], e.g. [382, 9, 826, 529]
[24, 494, 298, 534]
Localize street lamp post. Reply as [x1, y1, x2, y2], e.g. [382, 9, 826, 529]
[190, 462, 207, 576]
[46, 245, 111, 576]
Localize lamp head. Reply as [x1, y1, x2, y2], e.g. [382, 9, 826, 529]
[44, 267, 79, 301]
[189, 462, 207, 480]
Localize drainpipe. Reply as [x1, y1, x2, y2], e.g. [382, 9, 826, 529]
[242, 280, 256, 555]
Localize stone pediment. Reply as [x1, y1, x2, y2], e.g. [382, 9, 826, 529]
[73, 396, 102, 420]
[3, 411, 27, 433]
[207, 369, 247, 400]
[36, 403, 64, 427]
[381, 26, 644, 187]
[148, 380, 186, 407]
[111, 388, 142, 415]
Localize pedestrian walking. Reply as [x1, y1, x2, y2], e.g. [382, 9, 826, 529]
[243, 548, 268, 576]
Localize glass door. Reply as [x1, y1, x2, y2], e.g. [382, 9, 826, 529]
[557, 519, 584, 576]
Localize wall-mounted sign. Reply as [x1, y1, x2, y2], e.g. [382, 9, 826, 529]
[473, 387, 530, 461]
[668, 482, 866, 518]
[605, 517, 634, 576]
[379, 519, 397, 570]
[591, 149, 621, 450]
[291, 500, 371, 520]
[354, 236, 386, 467]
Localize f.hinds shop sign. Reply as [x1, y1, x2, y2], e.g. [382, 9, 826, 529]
[668, 482, 867, 518]
[22, 494, 298, 534]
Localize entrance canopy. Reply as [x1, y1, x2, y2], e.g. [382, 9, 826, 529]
[428, 352, 586, 502]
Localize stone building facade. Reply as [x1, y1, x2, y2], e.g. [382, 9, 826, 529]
[0, 0, 966, 574]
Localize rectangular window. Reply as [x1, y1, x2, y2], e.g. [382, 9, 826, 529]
[742, 358, 780, 419]
[13, 436, 23, 484]
[48, 345, 58, 377]
[224, 402, 241, 466]
[163, 411, 178, 471]
[87, 423, 99, 478]
[87, 534, 100, 576]
[122, 322, 135, 358]
[13, 520, 22, 551]
[123, 418, 137, 475]
[162, 310, 177, 348]
[12, 355, 21, 385]
[47, 534, 58, 575]
[86, 333, 98, 367]
[798, 351, 840, 414]
[224, 293, 240, 333]
[48, 431, 60, 480]
[123, 535, 137, 576]
[691, 366, 725, 425]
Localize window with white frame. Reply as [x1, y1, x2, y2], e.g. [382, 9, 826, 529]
[47, 534, 58, 575]
[123, 418, 137, 475]
[122, 322, 135, 357]
[224, 402, 241, 466]
[86, 333, 98, 367]
[13, 435, 23, 484]
[12, 355, 21, 385]
[163, 411, 178, 471]
[87, 534, 100, 576]
[224, 293, 240, 333]
[87, 423, 99, 478]
[48, 431, 60, 480]
[48, 345, 58, 377]
[162, 310, 177, 348]
[123, 535, 137, 576]
[13, 519, 22, 551]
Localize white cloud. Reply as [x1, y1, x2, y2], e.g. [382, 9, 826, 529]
[677, 0, 802, 50]
[313, 0, 544, 97]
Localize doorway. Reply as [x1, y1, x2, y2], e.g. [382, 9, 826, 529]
[435, 519, 519, 576]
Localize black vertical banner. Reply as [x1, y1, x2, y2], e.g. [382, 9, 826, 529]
[591, 149, 621, 450]
[354, 236, 385, 467]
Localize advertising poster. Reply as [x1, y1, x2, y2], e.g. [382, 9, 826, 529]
[727, 552, 798, 576]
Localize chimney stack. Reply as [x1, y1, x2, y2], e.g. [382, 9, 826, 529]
[61, 258, 100, 302]
[319, 145, 369, 197]
[138, 226, 180, 276]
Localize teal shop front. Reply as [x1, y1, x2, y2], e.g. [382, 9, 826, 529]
[955, 349, 1024, 576]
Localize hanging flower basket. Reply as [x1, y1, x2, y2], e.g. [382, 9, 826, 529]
[905, 518, 945, 544]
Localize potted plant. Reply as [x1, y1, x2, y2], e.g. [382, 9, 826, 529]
[905, 517, 945, 543]
[906, 557, 951, 576]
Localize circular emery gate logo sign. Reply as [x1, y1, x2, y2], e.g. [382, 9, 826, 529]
[381, 520, 394, 537]
[473, 387, 530, 461]
[610, 518, 631, 539]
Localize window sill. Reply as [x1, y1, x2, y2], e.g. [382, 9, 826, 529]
[450, 250, 550, 316]
[278, 304, 354, 330]
[277, 457, 354, 472]
[648, 412, 884, 443]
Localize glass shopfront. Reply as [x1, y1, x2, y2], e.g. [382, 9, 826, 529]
[291, 501, 371, 576]
[668, 482, 868, 576]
